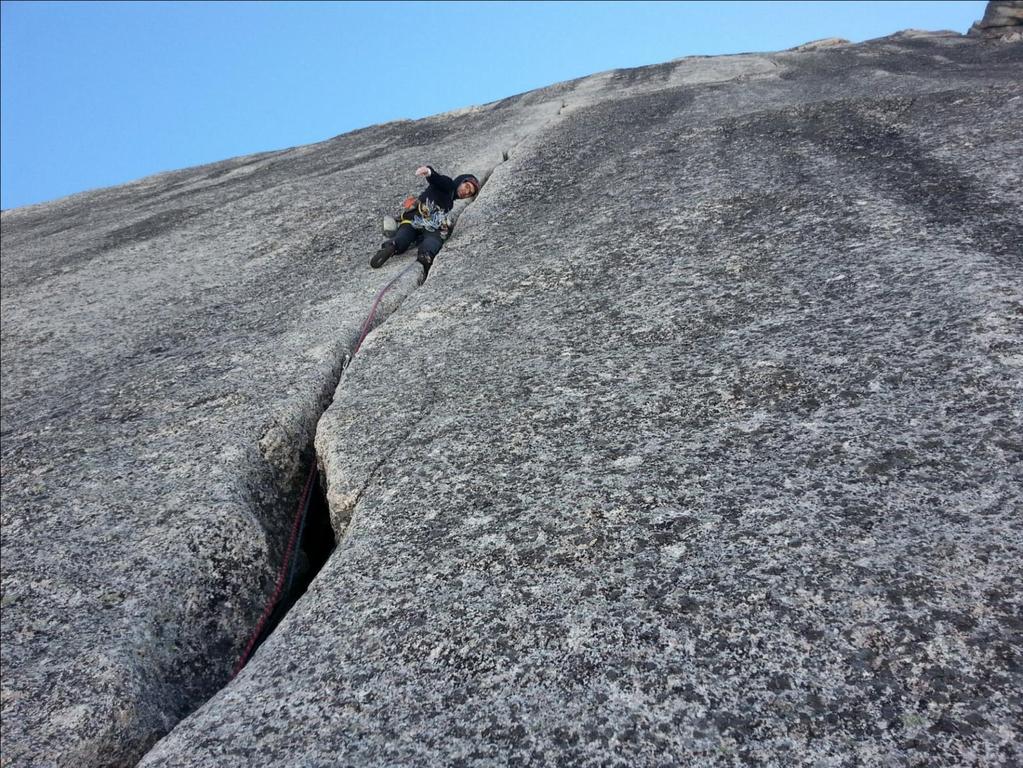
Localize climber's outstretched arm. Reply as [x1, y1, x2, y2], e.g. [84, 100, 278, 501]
[416, 165, 456, 196]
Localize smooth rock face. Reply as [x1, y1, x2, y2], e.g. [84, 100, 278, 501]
[3, 29, 1022, 768]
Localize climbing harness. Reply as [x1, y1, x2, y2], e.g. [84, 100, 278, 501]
[399, 198, 452, 237]
[412, 208, 451, 235]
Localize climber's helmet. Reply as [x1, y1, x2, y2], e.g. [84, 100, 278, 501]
[455, 175, 480, 199]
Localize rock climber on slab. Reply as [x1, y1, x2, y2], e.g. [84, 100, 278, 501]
[371, 165, 480, 269]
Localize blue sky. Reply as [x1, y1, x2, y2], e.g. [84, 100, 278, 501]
[1, 1, 987, 210]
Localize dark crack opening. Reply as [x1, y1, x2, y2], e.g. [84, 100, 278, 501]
[247, 465, 336, 660]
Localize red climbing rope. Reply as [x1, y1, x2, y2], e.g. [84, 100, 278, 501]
[232, 259, 420, 676]
[232, 462, 317, 677]
[353, 261, 420, 355]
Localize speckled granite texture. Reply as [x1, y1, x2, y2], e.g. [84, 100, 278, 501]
[1, 99, 559, 766]
[3, 24, 1022, 768]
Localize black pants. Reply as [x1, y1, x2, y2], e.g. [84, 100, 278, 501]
[392, 223, 444, 259]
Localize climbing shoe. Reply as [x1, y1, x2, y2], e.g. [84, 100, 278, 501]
[371, 242, 396, 268]
[416, 250, 434, 268]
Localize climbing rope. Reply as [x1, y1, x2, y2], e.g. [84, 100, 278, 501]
[232, 463, 317, 678]
[232, 259, 420, 676]
[352, 260, 420, 355]
[285, 468, 318, 596]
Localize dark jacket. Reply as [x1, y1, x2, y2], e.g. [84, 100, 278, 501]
[416, 166, 477, 213]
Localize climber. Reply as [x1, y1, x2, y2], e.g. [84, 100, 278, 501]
[371, 165, 480, 269]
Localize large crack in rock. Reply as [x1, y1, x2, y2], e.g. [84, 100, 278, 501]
[231, 143, 523, 674]
[233, 462, 335, 672]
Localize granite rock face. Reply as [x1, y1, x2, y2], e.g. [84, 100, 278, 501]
[3, 23, 1022, 768]
[969, 0, 1023, 40]
[1, 99, 559, 766]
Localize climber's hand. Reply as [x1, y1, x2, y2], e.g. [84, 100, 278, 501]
[415, 166, 431, 177]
